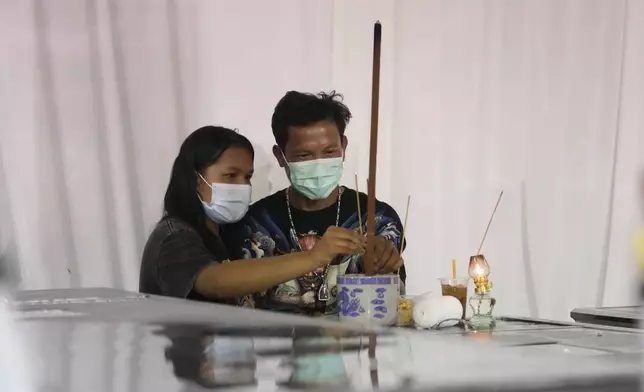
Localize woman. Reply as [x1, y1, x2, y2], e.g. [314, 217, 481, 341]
[139, 126, 365, 306]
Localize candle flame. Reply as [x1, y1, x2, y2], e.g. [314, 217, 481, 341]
[468, 255, 491, 279]
[475, 264, 483, 276]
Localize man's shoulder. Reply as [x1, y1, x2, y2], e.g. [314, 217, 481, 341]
[248, 189, 287, 216]
[343, 187, 395, 212]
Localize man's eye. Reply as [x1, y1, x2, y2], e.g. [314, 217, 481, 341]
[224, 173, 235, 178]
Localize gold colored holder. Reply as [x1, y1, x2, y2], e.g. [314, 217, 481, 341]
[473, 276, 493, 295]
[468, 254, 496, 330]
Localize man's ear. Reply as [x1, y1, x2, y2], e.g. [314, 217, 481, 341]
[341, 136, 348, 161]
[273, 145, 286, 168]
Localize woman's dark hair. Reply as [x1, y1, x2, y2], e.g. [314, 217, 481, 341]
[163, 126, 254, 244]
[271, 91, 352, 149]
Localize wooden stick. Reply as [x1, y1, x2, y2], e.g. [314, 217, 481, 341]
[355, 173, 364, 235]
[399, 195, 411, 253]
[364, 21, 382, 276]
[368, 334, 379, 388]
[476, 190, 504, 255]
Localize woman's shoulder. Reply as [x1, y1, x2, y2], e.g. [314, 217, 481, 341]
[147, 217, 202, 247]
[142, 217, 210, 264]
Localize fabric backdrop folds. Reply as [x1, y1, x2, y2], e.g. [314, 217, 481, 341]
[1, 0, 642, 322]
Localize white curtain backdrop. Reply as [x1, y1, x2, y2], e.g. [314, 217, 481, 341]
[1, 0, 642, 321]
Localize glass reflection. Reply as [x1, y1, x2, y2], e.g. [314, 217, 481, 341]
[160, 327, 257, 389]
[156, 325, 389, 390]
[281, 330, 351, 389]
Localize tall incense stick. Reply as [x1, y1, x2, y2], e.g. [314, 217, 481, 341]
[399, 195, 411, 253]
[355, 173, 364, 235]
[364, 21, 382, 276]
[476, 190, 504, 255]
[396, 194, 410, 275]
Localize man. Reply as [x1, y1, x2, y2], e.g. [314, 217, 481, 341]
[231, 91, 406, 315]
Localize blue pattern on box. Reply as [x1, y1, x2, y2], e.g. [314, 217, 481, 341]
[371, 287, 388, 319]
[336, 275, 400, 286]
[337, 287, 365, 317]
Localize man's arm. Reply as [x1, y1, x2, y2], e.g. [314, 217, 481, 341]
[374, 203, 407, 283]
[355, 202, 407, 283]
[378, 203, 407, 294]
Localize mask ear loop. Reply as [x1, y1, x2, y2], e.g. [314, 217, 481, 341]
[197, 172, 209, 185]
[196, 172, 213, 203]
[280, 149, 291, 167]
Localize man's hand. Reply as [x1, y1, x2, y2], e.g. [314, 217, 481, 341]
[372, 236, 404, 273]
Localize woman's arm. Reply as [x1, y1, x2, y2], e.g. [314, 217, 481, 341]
[194, 251, 320, 298]
[196, 226, 365, 298]
[152, 225, 364, 300]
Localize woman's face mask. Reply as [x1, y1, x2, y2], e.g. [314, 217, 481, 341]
[198, 174, 251, 224]
[282, 150, 343, 200]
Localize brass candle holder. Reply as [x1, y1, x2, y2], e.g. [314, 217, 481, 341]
[468, 255, 496, 329]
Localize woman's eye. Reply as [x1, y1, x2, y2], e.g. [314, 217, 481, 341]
[224, 173, 235, 178]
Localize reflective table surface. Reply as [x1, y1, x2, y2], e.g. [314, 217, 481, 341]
[9, 289, 644, 391]
[570, 305, 643, 329]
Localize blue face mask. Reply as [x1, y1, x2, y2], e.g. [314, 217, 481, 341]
[283, 152, 344, 200]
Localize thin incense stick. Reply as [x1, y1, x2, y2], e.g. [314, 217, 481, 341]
[364, 21, 382, 276]
[476, 190, 504, 255]
[355, 173, 364, 235]
[396, 194, 411, 275]
[399, 195, 411, 253]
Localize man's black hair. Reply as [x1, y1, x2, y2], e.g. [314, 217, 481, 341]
[271, 91, 352, 149]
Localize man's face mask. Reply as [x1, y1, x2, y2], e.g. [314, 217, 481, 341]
[281, 150, 343, 200]
[198, 174, 251, 224]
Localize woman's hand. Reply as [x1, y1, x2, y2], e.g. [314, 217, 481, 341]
[308, 227, 366, 268]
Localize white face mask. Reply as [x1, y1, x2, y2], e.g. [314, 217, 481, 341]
[198, 174, 251, 224]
